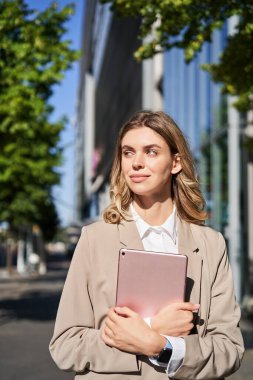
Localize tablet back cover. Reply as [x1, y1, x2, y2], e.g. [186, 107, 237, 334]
[116, 249, 187, 318]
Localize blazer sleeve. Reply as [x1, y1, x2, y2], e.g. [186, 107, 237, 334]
[173, 232, 244, 380]
[49, 227, 139, 374]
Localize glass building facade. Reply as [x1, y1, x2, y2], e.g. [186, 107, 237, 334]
[164, 25, 229, 233]
[163, 23, 249, 301]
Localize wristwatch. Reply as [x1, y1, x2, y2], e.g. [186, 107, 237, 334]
[155, 339, 173, 364]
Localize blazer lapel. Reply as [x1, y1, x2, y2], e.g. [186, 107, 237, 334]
[177, 217, 203, 305]
[118, 219, 144, 251]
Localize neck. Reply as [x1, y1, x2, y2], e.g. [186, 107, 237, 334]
[133, 196, 174, 226]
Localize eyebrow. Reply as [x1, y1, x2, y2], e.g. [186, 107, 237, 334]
[121, 144, 162, 150]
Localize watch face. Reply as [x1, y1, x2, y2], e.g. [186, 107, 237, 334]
[157, 346, 172, 364]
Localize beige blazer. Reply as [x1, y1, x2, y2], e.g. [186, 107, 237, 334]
[49, 218, 244, 379]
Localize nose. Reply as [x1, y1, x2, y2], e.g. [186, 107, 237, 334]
[132, 153, 144, 169]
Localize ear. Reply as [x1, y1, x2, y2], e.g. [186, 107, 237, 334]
[171, 154, 182, 174]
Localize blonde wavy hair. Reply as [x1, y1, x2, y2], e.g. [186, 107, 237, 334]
[103, 110, 207, 225]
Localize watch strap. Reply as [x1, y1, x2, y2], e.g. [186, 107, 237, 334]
[154, 338, 173, 364]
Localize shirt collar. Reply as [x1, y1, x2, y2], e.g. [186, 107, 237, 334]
[130, 203, 177, 243]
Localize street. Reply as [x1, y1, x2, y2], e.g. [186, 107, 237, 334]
[0, 254, 72, 380]
[0, 253, 253, 380]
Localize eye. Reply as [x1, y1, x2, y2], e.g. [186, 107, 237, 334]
[146, 149, 157, 156]
[122, 150, 134, 157]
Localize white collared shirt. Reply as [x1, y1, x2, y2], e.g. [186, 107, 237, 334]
[130, 204, 185, 377]
[130, 203, 178, 254]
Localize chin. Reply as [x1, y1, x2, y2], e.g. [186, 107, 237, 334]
[127, 183, 149, 194]
[130, 188, 153, 197]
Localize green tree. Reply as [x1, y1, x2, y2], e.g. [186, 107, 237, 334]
[102, 0, 253, 112]
[0, 0, 79, 238]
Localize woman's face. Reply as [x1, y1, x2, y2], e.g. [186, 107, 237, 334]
[121, 127, 181, 200]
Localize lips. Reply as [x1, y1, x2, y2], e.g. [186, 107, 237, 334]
[129, 174, 150, 183]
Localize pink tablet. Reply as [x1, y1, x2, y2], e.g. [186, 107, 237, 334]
[116, 248, 187, 318]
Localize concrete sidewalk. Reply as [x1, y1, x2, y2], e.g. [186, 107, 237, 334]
[229, 317, 253, 380]
[228, 349, 253, 380]
[0, 257, 252, 380]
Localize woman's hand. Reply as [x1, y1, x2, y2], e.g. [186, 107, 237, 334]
[101, 306, 165, 356]
[151, 302, 200, 337]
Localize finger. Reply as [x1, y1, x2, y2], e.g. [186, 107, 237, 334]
[101, 328, 107, 342]
[101, 326, 110, 341]
[103, 324, 115, 339]
[173, 302, 200, 311]
[104, 317, 116, 330]
[184, 310, 194, 322]
[180, 330, 191, 337]
[107, 308, 120, 322]
[189, 303, 200, 312]
[180, 322, 194, 336]
[101, 329, 115, 346]
[106, 308, 117, 320]
[185, 322, 194, 332]
[114, 306, 138, 317]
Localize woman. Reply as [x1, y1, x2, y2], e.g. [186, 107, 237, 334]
[49, 111, 244, 379]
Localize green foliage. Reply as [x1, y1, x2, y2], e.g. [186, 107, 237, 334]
[102, 0, 253, 112]
[0, 0, 79, 235]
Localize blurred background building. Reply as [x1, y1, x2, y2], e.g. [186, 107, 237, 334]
[75, 1, 252, 303]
